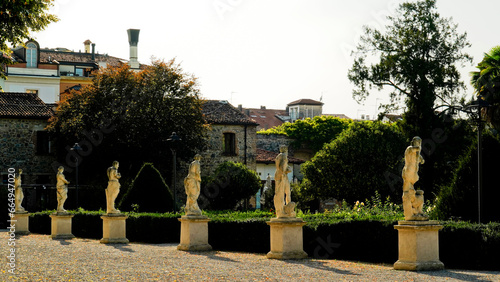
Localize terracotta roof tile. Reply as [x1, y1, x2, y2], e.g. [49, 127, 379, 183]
[256, 148, 304, 164]
[0, 92, 54, 119]
[244, 108, 288, 130]
[287, 98, 324, 106]
[202, 100, 258, 125]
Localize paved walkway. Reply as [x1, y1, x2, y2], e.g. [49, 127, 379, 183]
[1, 231, 499, 281]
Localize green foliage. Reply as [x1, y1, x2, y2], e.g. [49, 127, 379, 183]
[201, 162, 262, 210]
[301, 121, 407, 203]
[118, 163, 174, 213]
[471, 46, 500, 130]
[432, 131, 500, 222]
[258, 116, 351, 152]
[47, 60, 207, 185]
[0, 0, 58, 81]
[348, 0, 471, 139]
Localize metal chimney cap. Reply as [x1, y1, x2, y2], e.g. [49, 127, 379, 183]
[127, 29, 140, 46]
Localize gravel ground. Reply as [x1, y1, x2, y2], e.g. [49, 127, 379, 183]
[1, 232, 499, 281]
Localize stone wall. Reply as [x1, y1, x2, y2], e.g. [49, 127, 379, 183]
[200, 124, 257, 176]
[256, 134, 293, 153]
[0, 118, 56, 185]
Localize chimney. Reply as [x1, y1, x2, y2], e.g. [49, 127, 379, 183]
[260, 105, 266, 110]
[83, 39, 92, 53]
[127, 29, 140, 69]
[91, 43, 95, 61]
[238, 104, 242, 112]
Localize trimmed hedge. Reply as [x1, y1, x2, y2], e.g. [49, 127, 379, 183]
[29, 212, 499, 271]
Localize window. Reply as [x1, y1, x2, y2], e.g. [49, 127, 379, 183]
[35, 131, 51, 155]
[26, 42, 38, 68]
[26, 89, 38, 94]
[223, 132, 236, 155]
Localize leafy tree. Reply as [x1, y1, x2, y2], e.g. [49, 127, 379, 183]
[300, 121, 407, 204]
[471, 46, 500, 130]
[118, 163, 173, 213]
[258, 116, 351, 152]
[201, 162, 261, 210]
[0, 0, 58, 81]
[433, 131, 500, 222]
[348, 0, 471, 139]
[47, 60, 207, 184]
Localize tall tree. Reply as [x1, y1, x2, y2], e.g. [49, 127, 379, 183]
[0, 0, 58, 80]
[47, 60, 207, 184]
[470, 46, 500, 130]
[348, 0, 471, 138]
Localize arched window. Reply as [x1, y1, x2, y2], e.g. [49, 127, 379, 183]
[26, 42, 37, 68]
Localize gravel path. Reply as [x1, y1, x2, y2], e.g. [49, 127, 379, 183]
[2, 232, 499, 281]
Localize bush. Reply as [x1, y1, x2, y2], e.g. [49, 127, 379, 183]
[433, 131, 500, 222]
[201, 162, 261, 210]
[301, 121, 407, 203]
[118, 163, 174, 213]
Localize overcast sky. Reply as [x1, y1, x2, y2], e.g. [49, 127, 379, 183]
[33, 0, 499, 119]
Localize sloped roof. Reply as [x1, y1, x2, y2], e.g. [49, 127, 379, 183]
[256, 149, 305, 164]
[244, 108, 288, 130]
[287, 99, 324, 106]
[202, 100, 258, 125]
[322, 113, 351, 119]
[0, 92, 54, 119]
[38, 49, 125, 66]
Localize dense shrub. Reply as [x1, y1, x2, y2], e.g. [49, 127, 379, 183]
[433, 132, 500, 222]
[301, 121, 407, 203]
[201, 162, 261, 210]
[118, 163, 174, 213]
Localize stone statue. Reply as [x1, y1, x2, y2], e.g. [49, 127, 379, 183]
[184, 154, 202, 216]
[402, 136, 428, 221]
[56, 166, 70, 213]
[14, 169, 25, 213]
[274, 145, 296, 218]
[106, 161, 121, 214]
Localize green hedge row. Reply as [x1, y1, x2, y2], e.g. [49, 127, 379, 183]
[29, 212, 500, 271]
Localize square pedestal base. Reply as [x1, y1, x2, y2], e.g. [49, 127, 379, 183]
[267, 217, 308, 259]
[394, 220, 444, 271]
[12, 212, 30, 235]
[50, 213, 75, 239]
[100, 214, 129, 244]
[177, 215, 212, 251]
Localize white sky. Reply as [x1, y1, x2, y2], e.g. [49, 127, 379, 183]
[32, 0, 500, 119]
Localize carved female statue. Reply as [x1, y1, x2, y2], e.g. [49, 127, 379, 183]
[106, 161, 121, 214]
[274, 145, 295, 218]
[402, 137, 427, 221]
[184, 154, 202, 216]
[56, 166, 70, 213]
[14, 169, 25, 212]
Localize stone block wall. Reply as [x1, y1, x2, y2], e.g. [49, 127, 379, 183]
[200, 124, 257, 176]
[0, 118, 56, 185]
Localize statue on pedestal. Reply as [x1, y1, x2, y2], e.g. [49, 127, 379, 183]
[14, 169, 25, 212]
[56, 166, 70, 213]
[106, 161, 121, 214]
[402, 137, 428, 221]
[274, 145, 296, 218]
[184, 154, 202, 216]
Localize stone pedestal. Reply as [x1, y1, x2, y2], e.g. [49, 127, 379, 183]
[50, 213, 75, 239]
[100, 214, 129, 244]
[267, 217, 308, 259]
[394, 220, 444, 271]
[12, 212, 30, 235]
[177, 215, 212, 251]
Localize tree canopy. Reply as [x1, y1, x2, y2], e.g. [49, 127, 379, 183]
[300, 121, 407, 204]
[0, 0, 58, 80]
[471, 46, 500, 130]
[258, 116, 351, 152]
[47, 60, 207, 183]
[348, 0, 471, 138]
